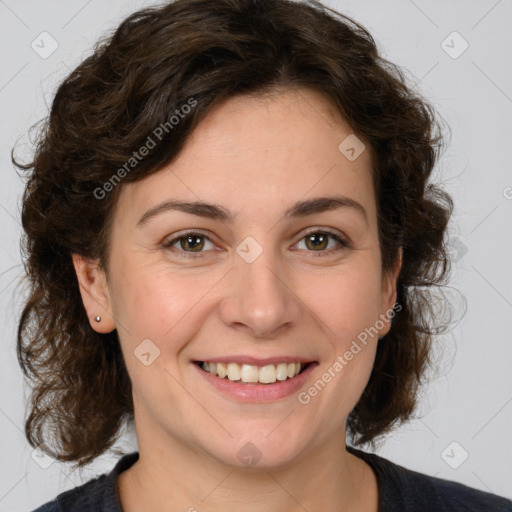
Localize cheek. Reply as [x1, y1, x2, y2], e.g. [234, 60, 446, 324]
[110, 269, 190, 393]
[308, 263, 384, 341]
[308, 273, 381, 413]
[110, 263, 221, 356]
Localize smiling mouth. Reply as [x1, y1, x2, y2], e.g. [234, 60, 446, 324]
[195, 361, 312, 385]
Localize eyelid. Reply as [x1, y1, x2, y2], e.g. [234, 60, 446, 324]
[162, 228, 216, 249]
[164, 228, 212, 241]
[301, 226, 350, 243]
[295, 227, 352, 254]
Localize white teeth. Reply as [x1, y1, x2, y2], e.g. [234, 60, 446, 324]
[227, 363, 241, 381]
[241, 364, 259, 383]
[259, 364, 277, 384]
[200, 361, 305, 384]
[276, 363, 288, 381]
[217, 362, 228, 378]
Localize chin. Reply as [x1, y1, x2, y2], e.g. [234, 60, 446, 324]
[206, 430, 309, 471]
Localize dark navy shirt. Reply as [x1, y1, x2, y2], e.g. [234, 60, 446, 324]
[32, 447, 512, 511]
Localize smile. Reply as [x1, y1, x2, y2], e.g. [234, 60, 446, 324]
[193, 360, 317, 402]
[199, 361, 307, 384]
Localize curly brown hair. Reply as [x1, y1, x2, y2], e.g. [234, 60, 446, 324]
[14, 0, 453, 469]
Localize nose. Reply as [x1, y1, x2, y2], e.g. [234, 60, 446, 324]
[219, 244, 302, 339]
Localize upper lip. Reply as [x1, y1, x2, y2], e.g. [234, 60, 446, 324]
[195, 356, 316, 366]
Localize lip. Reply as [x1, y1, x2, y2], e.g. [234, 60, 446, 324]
[192, 361, 318, 403]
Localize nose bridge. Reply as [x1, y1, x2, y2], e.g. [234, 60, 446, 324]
[220, 235, 299, 337]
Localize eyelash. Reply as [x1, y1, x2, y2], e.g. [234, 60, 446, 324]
[162, 228, 351, 259]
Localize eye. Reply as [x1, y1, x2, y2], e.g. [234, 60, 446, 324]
[163, 228, 350, 258]
[163, 230, 215, 257]
[294, 229, 350, 256]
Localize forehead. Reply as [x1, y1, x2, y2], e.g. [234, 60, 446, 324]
[114, 87, 376, 226]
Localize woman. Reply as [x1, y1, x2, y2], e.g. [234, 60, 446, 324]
[15, 0, 512, 510]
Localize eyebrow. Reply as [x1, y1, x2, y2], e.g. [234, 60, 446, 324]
[136, 196, 368, 227]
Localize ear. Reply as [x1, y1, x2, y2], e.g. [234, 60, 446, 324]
[71, 253, 116, 333]
[377, 247, 402, 338]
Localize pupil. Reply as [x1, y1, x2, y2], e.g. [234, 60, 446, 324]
[184, 236, 203, 251]
[309, 233, 326, 249]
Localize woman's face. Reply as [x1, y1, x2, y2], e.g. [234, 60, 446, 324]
[78, 88, 400, 469]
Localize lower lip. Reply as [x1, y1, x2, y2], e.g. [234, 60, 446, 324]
[193, 362, 318, 403]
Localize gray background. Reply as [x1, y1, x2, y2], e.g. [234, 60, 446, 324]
[1, 0, 511, 509]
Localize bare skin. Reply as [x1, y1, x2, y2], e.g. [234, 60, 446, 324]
[73, 87, 401, 511]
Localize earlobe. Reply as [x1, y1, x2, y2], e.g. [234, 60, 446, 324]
[71, 253, 116, 333]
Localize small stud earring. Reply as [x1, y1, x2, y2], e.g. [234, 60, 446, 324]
[94, 315, 101, 322]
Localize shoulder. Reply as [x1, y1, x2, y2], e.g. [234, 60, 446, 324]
[30, 474, 108, 512]
[30, 452, 139, 512]
[433, 476, 512, 511]
[348, 446, 512, 512]
[31, 502, 60, 512]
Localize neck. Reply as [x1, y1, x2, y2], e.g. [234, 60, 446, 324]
[117, 425, 378, 512]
